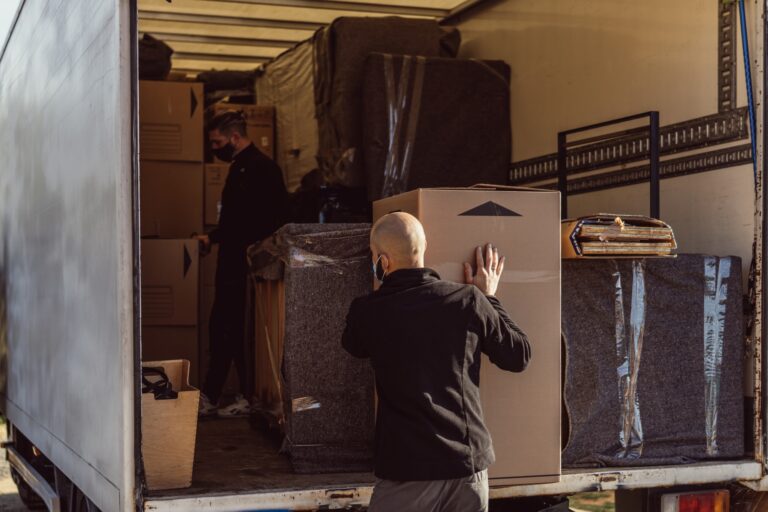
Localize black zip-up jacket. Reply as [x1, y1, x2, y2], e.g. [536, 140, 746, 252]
[209, 143, 288, 283]
[342, 268, 531, 481]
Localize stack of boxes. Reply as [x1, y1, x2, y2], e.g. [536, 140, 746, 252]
[139, 81, 205, 386]
[139, 81, 276, 388]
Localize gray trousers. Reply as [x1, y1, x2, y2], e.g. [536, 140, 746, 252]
[368, 469, 488, 512]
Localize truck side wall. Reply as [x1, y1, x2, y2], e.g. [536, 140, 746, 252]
[453, 0, 757, 281]
[0, 1, 135, 510]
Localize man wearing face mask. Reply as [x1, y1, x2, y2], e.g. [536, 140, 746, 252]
[342, 212, 531, 512]
[197, 110, 289, 417]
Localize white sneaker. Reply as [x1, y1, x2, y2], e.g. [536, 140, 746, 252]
[198, 394, 218, 417]
[217, 394, 251, 418]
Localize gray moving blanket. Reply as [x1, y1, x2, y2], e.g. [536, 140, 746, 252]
[363, 54, 511, 200]
[249, 224, 375, 473]
[314, 17, 460, 188]
[562, 255, 745, 467]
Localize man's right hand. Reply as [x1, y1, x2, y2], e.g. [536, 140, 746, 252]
[195, 234, 211, 256]
[464, 243, 505, 297]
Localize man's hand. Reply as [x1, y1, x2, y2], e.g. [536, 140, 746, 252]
[195, 234, 211, 257]
[464, 243, 505, 296]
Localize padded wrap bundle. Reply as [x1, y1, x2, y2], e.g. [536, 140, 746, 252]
[255, 41, 318, 193]
[314, 17, 460, 188]
[562, 255, 745, 467]
[363, 54, 511, 200]
[249, 224, 375, 473]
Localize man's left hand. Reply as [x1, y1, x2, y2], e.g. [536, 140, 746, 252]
[464, 243, 505, 297]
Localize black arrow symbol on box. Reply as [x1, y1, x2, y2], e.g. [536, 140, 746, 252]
[459, 201, 521, 217]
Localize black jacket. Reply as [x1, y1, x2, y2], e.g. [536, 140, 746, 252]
[209, 144, 288, 283]
[342, 268, 531, 481]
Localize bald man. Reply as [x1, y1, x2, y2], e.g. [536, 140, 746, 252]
[342, 213, 531, 512]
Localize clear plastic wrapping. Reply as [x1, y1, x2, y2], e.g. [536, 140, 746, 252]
[613, 260, 647, 459]
[703, 256, 732, 456]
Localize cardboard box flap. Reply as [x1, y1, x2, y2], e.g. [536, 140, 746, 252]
[429, 183, 557, 192]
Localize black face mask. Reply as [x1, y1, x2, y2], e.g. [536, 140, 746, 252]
[212, 142, 236, 162]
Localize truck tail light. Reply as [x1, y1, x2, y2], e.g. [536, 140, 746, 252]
[661, 490, 729, 512]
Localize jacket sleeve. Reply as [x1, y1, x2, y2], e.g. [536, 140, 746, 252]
[208, 227, 222, 244]
[342, 298, 370, 359]
[475, 291, 531, 372]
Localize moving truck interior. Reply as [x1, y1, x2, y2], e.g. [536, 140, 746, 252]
[1, 0, 768, 511]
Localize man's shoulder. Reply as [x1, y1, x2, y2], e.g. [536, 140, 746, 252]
[429, 278, 480, 298]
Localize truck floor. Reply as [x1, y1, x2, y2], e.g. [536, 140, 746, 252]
[145, 417, 374, 498]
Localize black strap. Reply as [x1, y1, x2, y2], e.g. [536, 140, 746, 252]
[142, 366, 178, 400]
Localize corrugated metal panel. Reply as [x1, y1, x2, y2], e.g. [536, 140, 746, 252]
[137, 0, 481, 75]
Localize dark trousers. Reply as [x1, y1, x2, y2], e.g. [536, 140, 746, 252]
[202, 276, 247, 403]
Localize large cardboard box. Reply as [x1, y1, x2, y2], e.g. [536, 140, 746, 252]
[373, 187, 561, 486]
[140, 161, 203, 238]
[140, 81, 204, 162]
[141, 239, 199, 326]
[142, 327, 200, 387]
[211, 103, 275, 160]
[141, 359, 199, 490]
[204, 164, 227, 226]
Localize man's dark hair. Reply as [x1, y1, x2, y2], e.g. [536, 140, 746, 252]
[208, 110, 247, 137]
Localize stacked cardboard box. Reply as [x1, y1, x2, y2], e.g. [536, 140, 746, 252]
[139, 81, 204, 385]
[373, 187, 562, 486]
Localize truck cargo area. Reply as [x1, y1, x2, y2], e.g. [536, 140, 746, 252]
[0, 0, 766, 510]
[145, 419, 372, 499]
[134, 0, 764, 507]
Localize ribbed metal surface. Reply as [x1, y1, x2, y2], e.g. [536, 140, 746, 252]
[137, 0, 475, 74]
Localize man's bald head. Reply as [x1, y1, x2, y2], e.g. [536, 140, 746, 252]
[371, 213, 427, 271]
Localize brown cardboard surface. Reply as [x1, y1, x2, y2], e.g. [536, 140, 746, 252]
[140, 81, 204, 162]
[140, 161, 203, 238]
[373, 188, 561, 485]
[141, 359, 199, 490]
[204, 164, 228, 226]
[141, 239, 199, 326]
[142, 329, 200, 387]
[211, 103, 275, 160]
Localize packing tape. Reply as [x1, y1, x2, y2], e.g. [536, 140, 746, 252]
[292, 396, 321, 413]
[703, 256, 731, 456]
[434, 262, 559, 284]
[614, 260, 646, 459]
[381, 55, 426, 198]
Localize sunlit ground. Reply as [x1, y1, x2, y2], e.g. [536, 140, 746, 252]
[570, 491, 616, 512]
[0, 420, 25, 511]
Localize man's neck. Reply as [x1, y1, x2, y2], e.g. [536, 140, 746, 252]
[232, 139, 252, 158]
[387, 261, 426, 273]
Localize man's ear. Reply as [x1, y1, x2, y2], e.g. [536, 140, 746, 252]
[381, 254, 391, 273]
